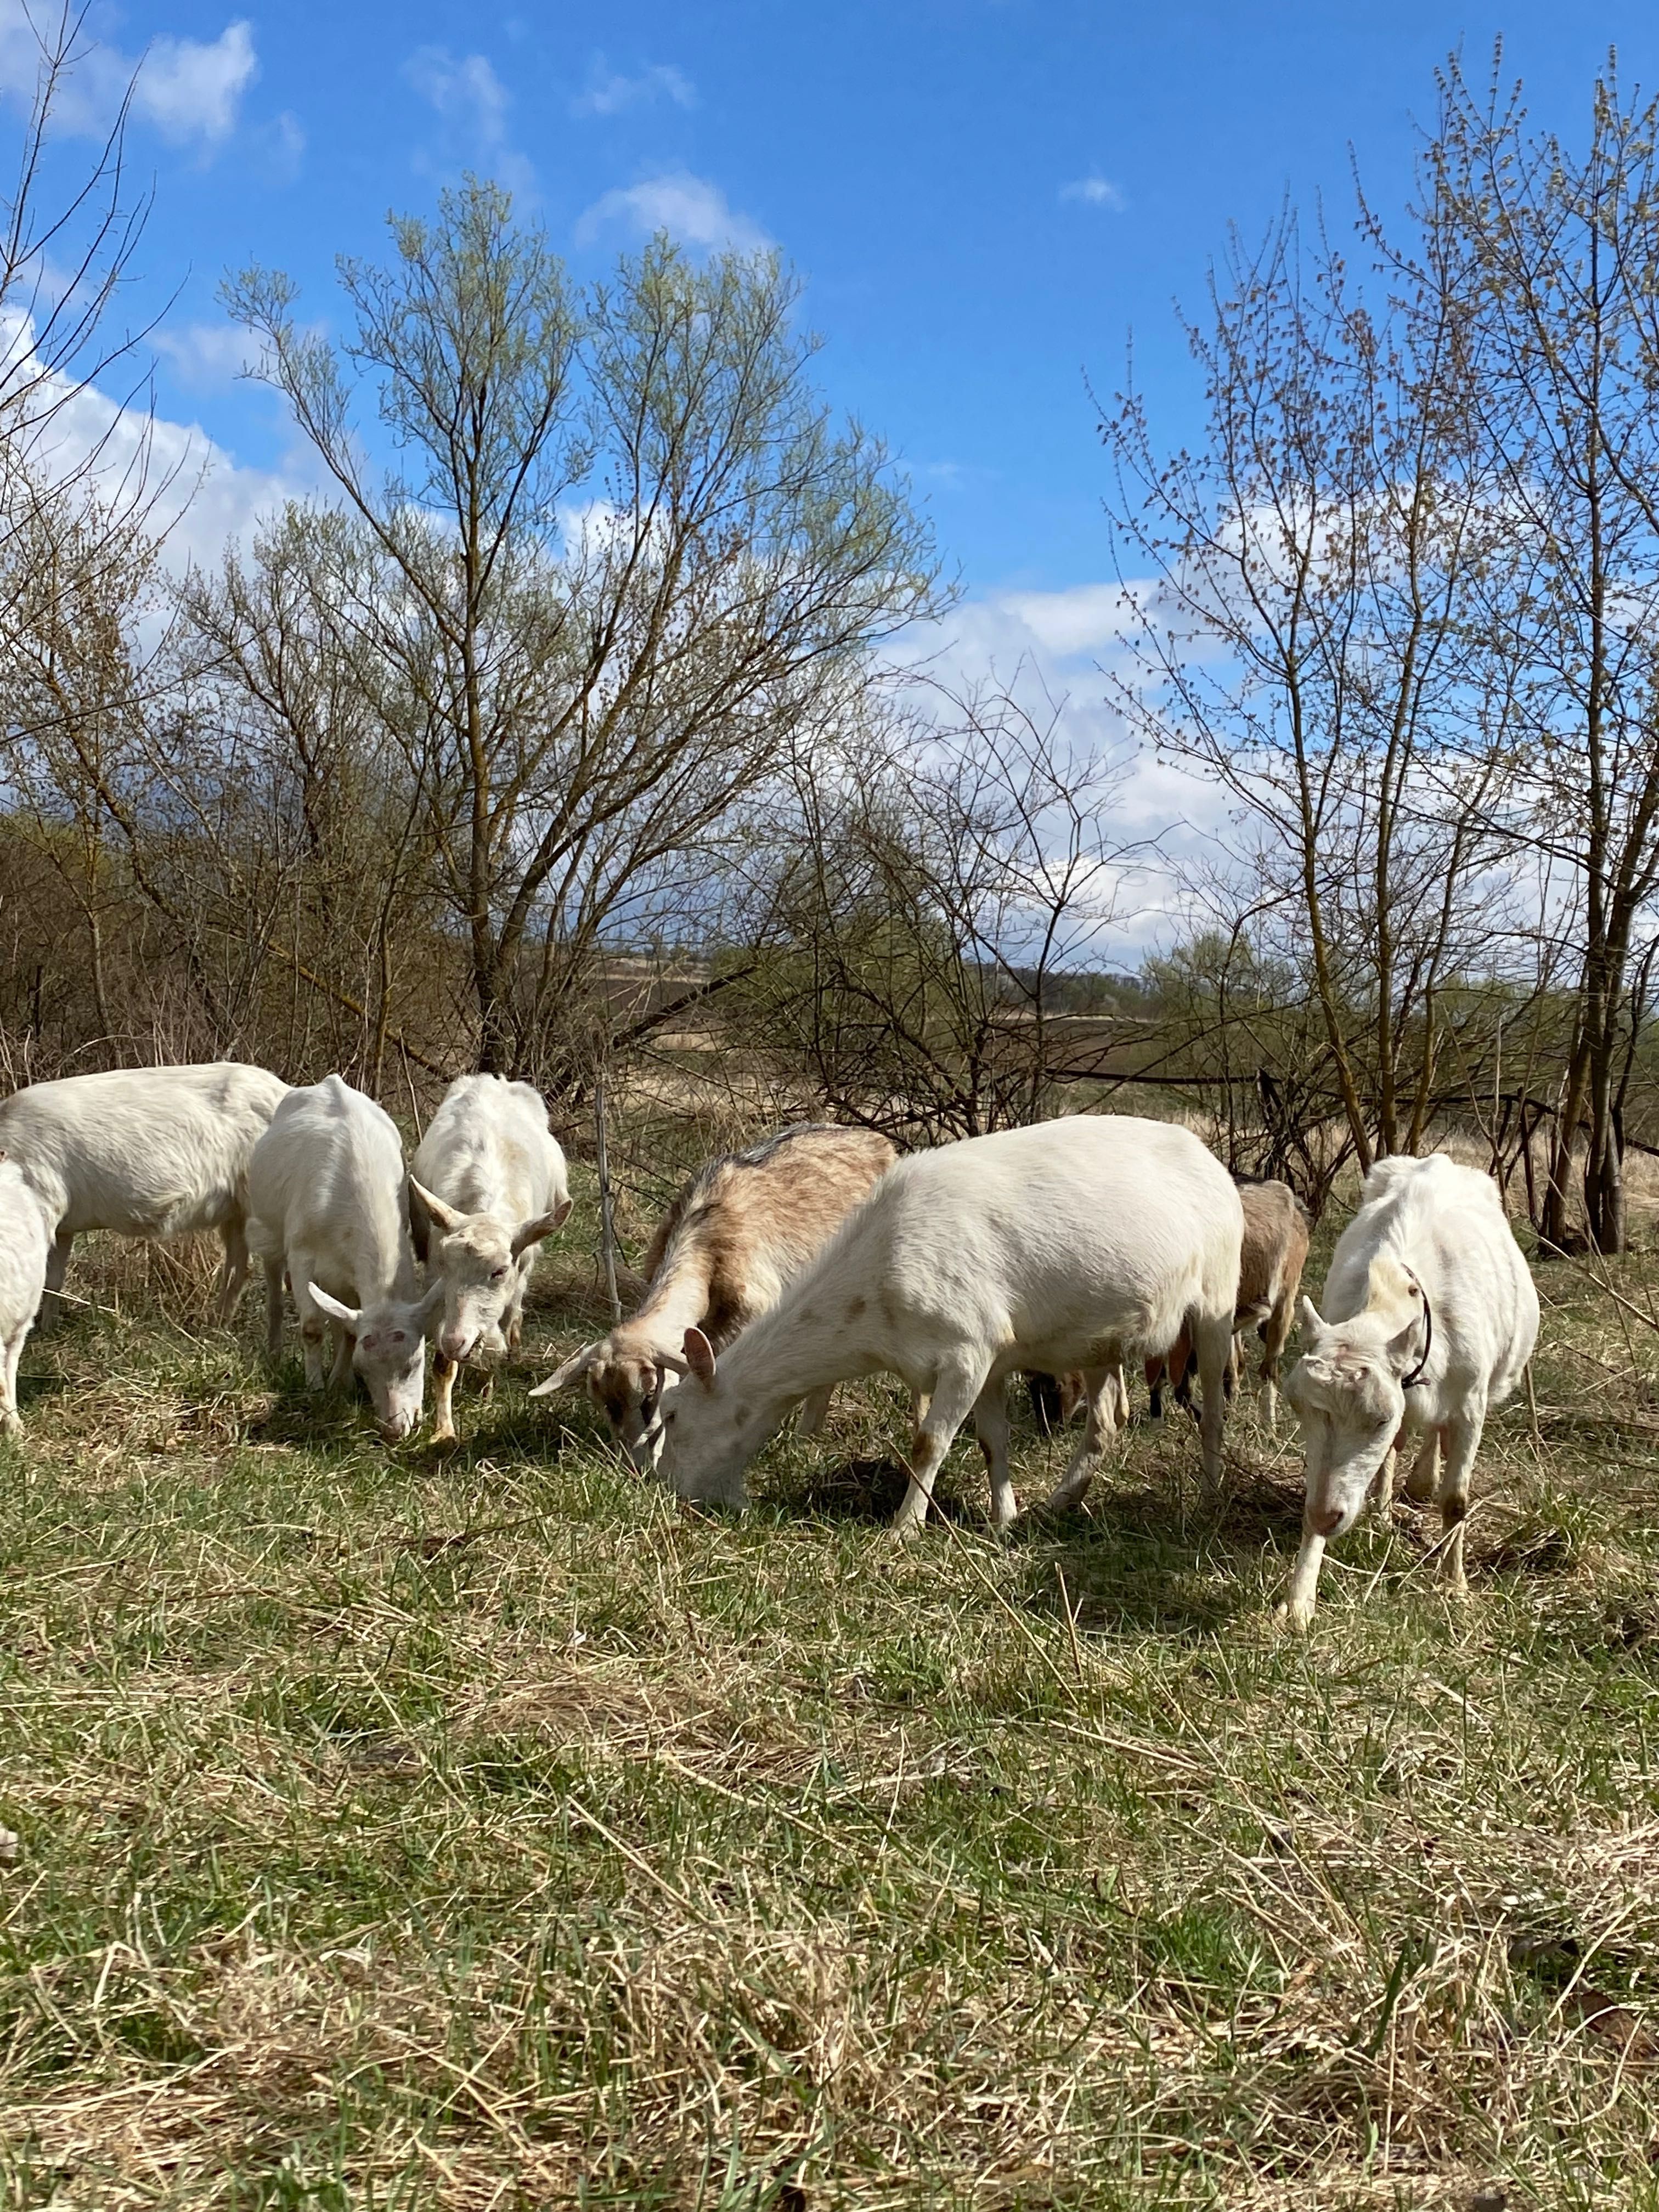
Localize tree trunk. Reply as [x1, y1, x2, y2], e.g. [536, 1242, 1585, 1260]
[1544, 1020, 1589, 1249]
[476, 976, 514, 1076]
[1584, 1019, 1626, 1252]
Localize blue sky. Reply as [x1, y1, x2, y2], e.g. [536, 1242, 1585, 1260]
[11, 0, 1657, 598]
[5, 0, 1656, 937]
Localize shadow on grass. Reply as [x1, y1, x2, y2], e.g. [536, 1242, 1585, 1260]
[245, 1368, 368, 1452]
[1007, 1470, 1308, 1638]
[425, 1400, 606, 1467]
[789, 1454, 981, 1527]
[15, 1368, 71, 1413]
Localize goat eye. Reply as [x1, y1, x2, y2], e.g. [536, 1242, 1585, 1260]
[491, 1266, 509, 1282]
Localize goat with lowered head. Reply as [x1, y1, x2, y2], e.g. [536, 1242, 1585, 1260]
[247, 1075, 442, 1442]
[409, 1075, 571, 1443]
[655, 1115, 1243, 1534]
[532, 1122, 895, 1465]
[1280, 1152, 1538, 1629]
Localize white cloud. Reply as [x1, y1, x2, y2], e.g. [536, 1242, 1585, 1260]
[251, 106, 306, 183]
[404, 46, 507, 140]
[997, 580, 1147, 658]
[892, 579, 1230, 955]
[404, 44, 533, 194]
[152, 319, 259, 390]
[575, 172, 771, 253]
[1060, 175, 1127, 211]
[0, 308, 301, 574]
[153, 424, 302, 574]
[572, 59, 695, 118]
[135, 20, 256, 144]
[0, 5, 257, 150]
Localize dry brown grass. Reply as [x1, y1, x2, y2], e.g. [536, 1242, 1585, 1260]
[0, 1175, 1654, 2208]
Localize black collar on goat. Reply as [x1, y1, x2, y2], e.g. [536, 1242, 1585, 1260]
[1400, 1268, 1434, 1390]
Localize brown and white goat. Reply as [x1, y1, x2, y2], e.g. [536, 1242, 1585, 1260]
[531, 1123, 896, 1464]
[1144, 1178, 1311, 1431]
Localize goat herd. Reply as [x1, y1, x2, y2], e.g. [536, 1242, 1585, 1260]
[0, 1061, 1541, 1628]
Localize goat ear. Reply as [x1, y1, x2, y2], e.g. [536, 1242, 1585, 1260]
[414, 1279, 448, 1333]
[307, 1283, 360, 1329]
[1297, 1294, 1326, 1341]
[528, 1342, 597, 1397]
[1364, 1254, 1418, 1319]
[511, 1205, 568, 1259]
[410, 1177, 466, 1235]
[683, 1325, 717, 1390]
[1384, 1301, 1425, 1378]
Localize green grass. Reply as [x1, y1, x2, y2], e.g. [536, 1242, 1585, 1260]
[1, 1199, 1656, 2207]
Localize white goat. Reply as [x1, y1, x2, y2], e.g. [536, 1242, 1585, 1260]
[532, 1122, 895, 1467]
[654, 1115, 1243, 1534]
[0, 1062, 287, 1326]
[246, 1075, 441, 1441]
[1280, 1153, 1539, 1629]
[0, 1156, 48, 1434]
[409, 1075, 571, 1443]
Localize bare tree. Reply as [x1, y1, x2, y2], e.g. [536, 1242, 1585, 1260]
[1100, 168, 1519, 1181]
[222, 182, 941, 1077]
[728, 680, 1139, 1141]
[1423, 56, 1659, 1252]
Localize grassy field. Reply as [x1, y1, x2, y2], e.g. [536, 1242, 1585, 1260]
[1, 1173, 1656, 2209]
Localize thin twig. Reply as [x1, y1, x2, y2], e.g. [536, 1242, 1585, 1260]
[1056, 1563, 1085, 1681]
[1525, 1361, 1543, 1458]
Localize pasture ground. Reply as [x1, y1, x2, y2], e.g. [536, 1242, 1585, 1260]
[0, 1175, 1656, 2209]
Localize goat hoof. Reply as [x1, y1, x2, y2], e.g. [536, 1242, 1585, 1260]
[1274, 1598, 1316, 1634]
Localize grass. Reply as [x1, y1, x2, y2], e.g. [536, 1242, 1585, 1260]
[1, 1182, 1657, 2208]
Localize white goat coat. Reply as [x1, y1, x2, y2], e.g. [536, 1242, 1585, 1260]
[0, 1160, 49, 1431]
[657, 1114, 1244, 1530]
[411, 1076, 567, 1227]
[1283, 1152, 1539, 1626]
[0, 1062, 287, 1321]
[246, 1076, 439, 1440]
[409, 1075, 570, 1435]
[1320, 1155, 1537, 1409]
[248, 1076, 416, 1317]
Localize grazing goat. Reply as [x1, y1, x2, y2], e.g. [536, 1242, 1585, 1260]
[1145, 1179, 1311, 1430]
[655, 1115, 1243, 1534]
[1280, 1153, 1538, 1629]
[0, 1062, 287, 1327]
[532, 1123, 895, 1465]
[246, 1075, 441, 1442]
[0, 1156, 48, 1433]
[410, 1075, 572, 1443]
